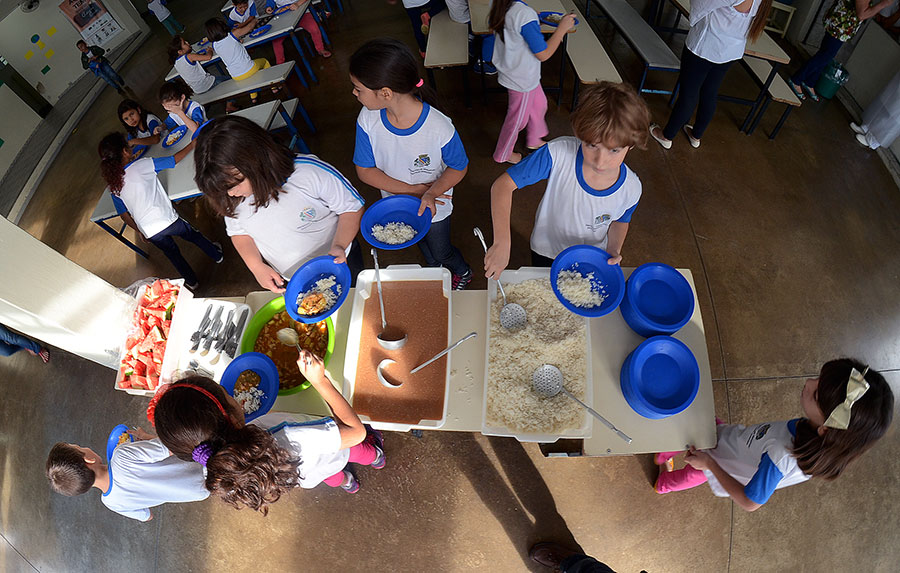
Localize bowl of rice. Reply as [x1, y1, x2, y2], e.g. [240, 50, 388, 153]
[284, 256, 351, 323]
[619, 263, 694, 337]
[220, 352, 279, 422]
[620, 335, 699, 419]
[550, 245, 625, 318]
[360, 195, 432, 250]
[161, 125, 187, 148]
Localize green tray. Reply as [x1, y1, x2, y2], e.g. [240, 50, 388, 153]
[239, 296, 334, 394]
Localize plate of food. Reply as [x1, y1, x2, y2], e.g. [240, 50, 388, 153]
[285, 256, 352, 323]
[272, 5, 291, 15]
[106, 424, 133, 463]
[197, 37, 210, 47]
[162, 125, 188, 148]
[248, 24, 272, 39]
[220, 352, 279, 422]
[538, 11, 578, 27]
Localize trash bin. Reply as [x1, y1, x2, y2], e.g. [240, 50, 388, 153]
[816, 61, 850, 100]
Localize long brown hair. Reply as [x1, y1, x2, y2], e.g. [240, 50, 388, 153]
[747, 0, 774, 43]
[792, 359, 894, 479]
[489, 0, 516, 41]
[98, 132, 128, 194]
[193, 116, 295, 218]
[153, 376, 300, 515]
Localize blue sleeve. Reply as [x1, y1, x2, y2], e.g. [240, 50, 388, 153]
[506, 143, 553, 188]
[265, 0, 277, 10]
[441, 132, 468, 170]
[152, 156, 177, 172]
[482, 34, 495, 62]
[521, 21, 548, 54]
[353, 123, 376, 168]
[164, 116, 177, 130]
[743, 453, 785, 505]
[147, 117, 161, 133]
[112, 193, 128, 215]
[227, 16, 238, 28]
[250, 4, 258, 16]
[617, 202, 639, 223]
[190, 105, 205, 124]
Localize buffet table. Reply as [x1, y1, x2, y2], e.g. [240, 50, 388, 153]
[242, 265, 716, 456]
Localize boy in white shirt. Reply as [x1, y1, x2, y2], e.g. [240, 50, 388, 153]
[46, 430, 208, 522]
[484, 82, 651, 278]
[147, 0, 184, 37]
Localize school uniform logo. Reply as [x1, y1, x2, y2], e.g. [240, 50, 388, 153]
[586, 214, 612, 231]
[299, 207, 317, 222]
[746, 423, 771, 446]
[413, 154, 431, 168]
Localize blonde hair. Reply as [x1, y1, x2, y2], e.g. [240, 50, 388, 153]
[570, 82, 651, 149]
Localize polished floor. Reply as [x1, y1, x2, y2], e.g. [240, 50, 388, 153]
[3, 1, 900, 572]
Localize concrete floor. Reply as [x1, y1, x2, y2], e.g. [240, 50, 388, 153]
[3, 1, 900, 572]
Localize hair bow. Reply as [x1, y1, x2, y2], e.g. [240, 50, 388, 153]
[824, 367, 870, 430]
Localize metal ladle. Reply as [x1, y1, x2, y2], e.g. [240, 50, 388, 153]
[532, 364, 632, 443]
[276, 328, 303, 352]
[376, 359, 402, 388]
[371, 249, 408, 350]
[410, 332, 477, 374]
[473, 227, 527, 331]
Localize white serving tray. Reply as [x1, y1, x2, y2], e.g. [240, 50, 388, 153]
[481, 267, 594, 442]
[342, 265, 452, 432]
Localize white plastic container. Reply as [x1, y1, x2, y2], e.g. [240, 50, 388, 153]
[170, 298, 252, 383]
[481, 267, 594, 442]
[342, 265, 452, 431]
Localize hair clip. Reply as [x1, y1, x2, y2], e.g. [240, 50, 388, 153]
[824, 366, 870, 430]
[415, 78, 424, 88]
[191, 442, 215, 466]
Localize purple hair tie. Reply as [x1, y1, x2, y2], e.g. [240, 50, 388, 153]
[191, 442, 215, 466]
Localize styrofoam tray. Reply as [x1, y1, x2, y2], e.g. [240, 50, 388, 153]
[342, 265, 452, 432]
[481, 267, 594, 442]
[171, 299, 251, 383]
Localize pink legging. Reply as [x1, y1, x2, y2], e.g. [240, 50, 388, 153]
[655, 417, 725, 494]
[273, 12, 325, 62]
[321, 439, 378, 488]
[493, 84, 549, 163]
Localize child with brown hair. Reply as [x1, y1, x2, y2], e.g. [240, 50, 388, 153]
[655, 359, 894, 511]
[484, 81, 650, 279]
[159, 81, 206, 135]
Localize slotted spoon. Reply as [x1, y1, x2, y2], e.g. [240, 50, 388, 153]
[371, 248, 408, 350]
[473, 227, 527, 331]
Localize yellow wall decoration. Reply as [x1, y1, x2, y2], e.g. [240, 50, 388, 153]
[24, 50, 34, 61]
[47, 26, 57, 37]
[45, 49, 54, 59]
[36, 40, 45, 49]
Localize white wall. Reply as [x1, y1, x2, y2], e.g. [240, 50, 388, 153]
[0, 82, 41, 168]
[0, 0, 148, 104]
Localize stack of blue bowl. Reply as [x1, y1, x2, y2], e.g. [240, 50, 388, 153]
[620, 263, 694, 337]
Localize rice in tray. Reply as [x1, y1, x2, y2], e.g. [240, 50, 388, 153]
[557, 270, 608, 308]
[371, 222, 417, 244]
[297, 275, 340, 316]
[486, 278, 587, 434]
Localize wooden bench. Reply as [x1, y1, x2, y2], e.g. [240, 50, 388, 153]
[741, 56, 801, 139]
[586, 0, 680, 95]
[424, 10, 471, 107]
[559, 0, 622, 108]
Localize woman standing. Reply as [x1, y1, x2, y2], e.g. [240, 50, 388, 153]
[789, 0, 894, 101]
[851, 68, 900, 149]
[650, 0, 773, 149]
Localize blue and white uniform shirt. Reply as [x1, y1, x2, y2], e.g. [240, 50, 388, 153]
[253, 412, 350, 488]
[484, 0, 547, 92]
[113, 156, 179, 238]
[227, 2, 258, 27]
[506, 136, 641, 258]
[213, 32, 254, 78]
[164, 100, 206, 130]
[129, 113, 162, 140]
[353, 103, 468, 223]
[706, 419, 811, 505]
[174, 55, 216, 94]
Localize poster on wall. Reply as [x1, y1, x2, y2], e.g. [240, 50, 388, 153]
[58, 0, 121, 47]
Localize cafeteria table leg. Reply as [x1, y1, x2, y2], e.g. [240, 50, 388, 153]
[572, 80, 580, 110]
[295, 98, 317, 133]
[746, 97, 771, 135]
[769, 106, 793, 139]
[280, 102, 311, 152]
[308, 6, 331, 48]
[290, 33, 317, 85]
[333, 0, 344, 14]
[557, 36, 567, 106]
[462, 66, 471, 109]
[741, 63, 778, 133]
[95, 220, 150, 259]
[427, 68, 436, 89]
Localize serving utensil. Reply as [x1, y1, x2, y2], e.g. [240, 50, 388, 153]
[532, 364, 632, 443]
[473, 227, 527, 331]
[276, 328, 303, 352]
[376, 359, 402, 388]
[410, 332, 477, 374]
[371, 249, 408, 350]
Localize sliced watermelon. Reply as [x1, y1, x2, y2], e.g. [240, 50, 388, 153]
[161, 321, 170, 338]
[118, 376, 131, 389]
[141, 307, 166, 320]
[130, 375, 149, 390]
[146, 373, 159, 391]
[125, 334, 141, 350]
[132, 360, 147, 377]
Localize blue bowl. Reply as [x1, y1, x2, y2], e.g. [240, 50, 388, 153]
[538, 11, 580, 26]
[550, 245, 625, 317]
[620, 263, 694, 337]
[360, 195, 432, 250]
[284, 255, 351, 323]
[620, 336, 699, 419]
[220, 352, 279, 422]
[162, 125, 188, 148]
[248, 24, 272, 38]
[106, 424, 133, 463]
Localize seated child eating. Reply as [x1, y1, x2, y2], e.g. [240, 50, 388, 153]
[159, 81, 206, 136]
[168, 35, 227, 95]
[45, 428, 208, 521]
[118, 99, 163, 148]
[484, 82, 651, 278]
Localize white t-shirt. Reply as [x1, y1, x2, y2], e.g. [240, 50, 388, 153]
[253, 412, 350, 488]
[147, 0, 171, 22]
[115, 156, 179, 238]
[506, 137, 641, 257]
[224, 155, 365, 278]
[102, 438, 209, 521]
[127, 113, 162, 141]
[402, 0, 430, 8]
[353, 103, 469, 223]
[164, 100, 206, 130]
[686, 0, 761, 64]
[489, 1, 548, 92]
[228, 2, 258, 26]
[213, 32, 254, 78]
[174, 54, 216, 94]
[705, 419, 811, 504]
[446, 0, 470, 23]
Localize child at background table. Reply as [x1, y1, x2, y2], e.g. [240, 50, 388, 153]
[654, 359, 894, 512]
[168, 36, 228, 95]
[194, 116, 365, 292]
[98, 132, 223, 290]
[147, 0, 185, 37]
[483, 1, 575, 164]
[265, 0, 331, 58]
[206, 17, 273, 102]
[484, 82, 650, 278]
[45, 427, 208, 521]
[77, 40, 127, 94]
[118, 99, 163, 148]
[159, 81, 206, 135]
[151, 353, 385, 506]
[400, 0, 446, 58]
[227, 0, 259, 36]
[350, 38, 473, 290]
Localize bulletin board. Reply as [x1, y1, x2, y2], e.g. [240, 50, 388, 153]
[58, 0, 121, 46]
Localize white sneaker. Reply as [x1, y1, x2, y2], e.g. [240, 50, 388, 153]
[683, 125, 701, 148]
[855, 133, 874, 148]
[649, 124, 672, 150]
[849, 122, 867, 135]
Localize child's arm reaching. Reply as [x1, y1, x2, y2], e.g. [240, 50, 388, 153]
[231, 234, 286, 292]
[606, 222, 628, 265]
[356, 166, 431, 197]
[484, 173, 518, 279]
[297, 350, 366, 449]
[328, 210, 363, 264]
[684, 447, 762, 512]
[533, 14, 576, 62]
[417, 166, 466, 217]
